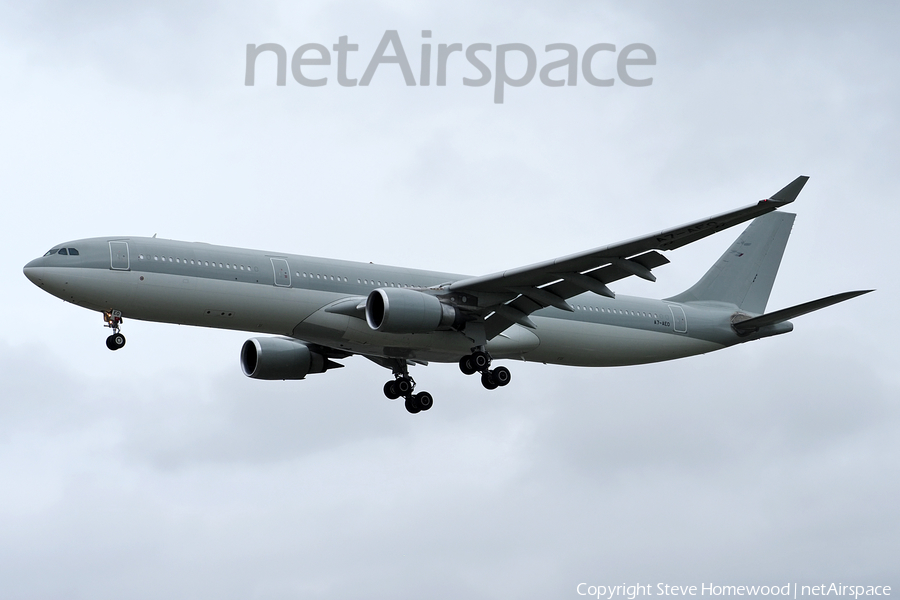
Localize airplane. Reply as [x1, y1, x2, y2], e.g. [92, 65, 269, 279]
[23, 176, 871, 414]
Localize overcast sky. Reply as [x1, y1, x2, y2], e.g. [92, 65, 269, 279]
[1, 1, 898, 599]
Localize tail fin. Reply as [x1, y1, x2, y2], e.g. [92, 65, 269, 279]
[666, 211, 795, 313]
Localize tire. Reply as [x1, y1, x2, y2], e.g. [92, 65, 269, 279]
[405, 396, 421, 414]
[415, 391, 433, 411]
[113, 334, 126, 349]
[471, 351, 491, 371]
[459, 356, 476, 375]
[396, 378, 412, 395]
[106, 335, 117, 351]
[492, 366, 511, 387]
[481, 370, 498, 390]
[383, 380, 400, 400]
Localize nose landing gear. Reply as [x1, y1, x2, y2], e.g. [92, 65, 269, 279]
[103, 310, 126, 351]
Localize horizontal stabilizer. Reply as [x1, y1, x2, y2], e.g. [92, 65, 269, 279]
[732, 289, 873, 333]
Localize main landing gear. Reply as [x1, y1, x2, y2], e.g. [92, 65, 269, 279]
[459, 350, 511, 390]
[103, 310, 126, 351]
[383, 370, 434, 414]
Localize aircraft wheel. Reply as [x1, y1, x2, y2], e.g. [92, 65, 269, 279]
[492, 366, 511, 387]
[415, 391, 433, 411]
[481, 370, 498, 390]
[383, 380, 400, 400]
[396, 378, 413, 395]
[106, 334, 125, 351]
[471, 351, 491, 371]
[459, 356, 476, 375]
[405, 396, 421, 414]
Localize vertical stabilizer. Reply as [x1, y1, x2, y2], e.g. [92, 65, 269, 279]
[665, 212, 795, 313]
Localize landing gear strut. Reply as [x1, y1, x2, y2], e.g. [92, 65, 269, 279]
[103, 310, 126, 351]
[459, 350, 511, 390]
[382, 364, 433, 414]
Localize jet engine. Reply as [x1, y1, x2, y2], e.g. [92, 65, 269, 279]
[240, 337, 337, 380]
[365, 288, 463, 334]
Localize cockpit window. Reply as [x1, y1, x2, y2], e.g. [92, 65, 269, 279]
[41, 247, 79, 257]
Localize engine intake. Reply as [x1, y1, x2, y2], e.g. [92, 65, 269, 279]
[366, 288, 463, 334]
[240, 337, 332, 380]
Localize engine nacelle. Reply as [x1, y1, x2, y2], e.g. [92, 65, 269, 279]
[240, 337, 330, 380]
[365, 287, 463, 334]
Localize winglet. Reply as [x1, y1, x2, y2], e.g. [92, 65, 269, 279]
[767, 175, 809, 205]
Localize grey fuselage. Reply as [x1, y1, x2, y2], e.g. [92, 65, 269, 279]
[23, 236, 782, 367]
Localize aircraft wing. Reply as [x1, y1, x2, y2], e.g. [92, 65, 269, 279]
[449, 176, 809, 338]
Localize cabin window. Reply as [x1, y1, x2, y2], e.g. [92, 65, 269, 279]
[68, 248, 79, 255]
[57, 248, 68, 255]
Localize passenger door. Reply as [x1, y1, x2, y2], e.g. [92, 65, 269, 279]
[109, 241, 130, 271]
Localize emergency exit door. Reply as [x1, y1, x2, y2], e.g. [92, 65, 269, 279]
[271, 258, 291, 287]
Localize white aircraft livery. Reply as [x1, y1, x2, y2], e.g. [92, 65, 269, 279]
[23, 176, 871, 414]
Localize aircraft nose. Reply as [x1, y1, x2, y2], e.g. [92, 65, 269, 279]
[23, 259, 44, 286]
